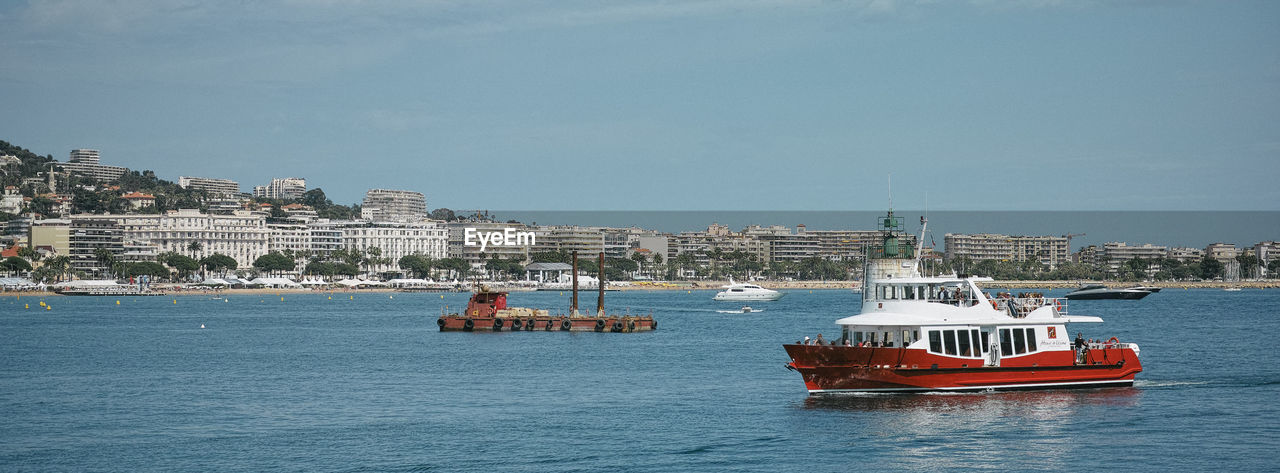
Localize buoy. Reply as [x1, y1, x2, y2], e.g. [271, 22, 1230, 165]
[389, 295, 393, 299]
[39, 301, 45, 306]
[224, 298, 228, 302]
[116, 300, 120, 305]
[46, 305, 51, 310]
[200, 324, 205, 329]
[280, 296, 284, 301]
[349, 295, 354, 300]
[440, 295, 444, 299]
[173, 299, 177, 304]
[328, 296, 332, 300]
[25, 304, 29, 309]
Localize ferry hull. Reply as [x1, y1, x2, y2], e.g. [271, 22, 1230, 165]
[784, 345, 1141, 393]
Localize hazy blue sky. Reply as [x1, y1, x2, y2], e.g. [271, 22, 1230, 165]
[2, 1, 1276, 211]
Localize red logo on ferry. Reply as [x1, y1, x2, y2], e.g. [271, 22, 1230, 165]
[1048, 327, 1057, 339]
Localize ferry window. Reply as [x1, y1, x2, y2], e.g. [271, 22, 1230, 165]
[854, 331, 864, 344]
[957, 328, 972, 357]
[870, 332, 878, 344]
[902, 330, 910, 347]
[929, 331, 941, 353]
[971, 330, 982, 354]
[1013, 328, 1027, 355]
[943, 330, 958, 356]
[913, 330, 919, 341]
[884, 332, 892, 346]
[878, 285, 887, 300]
[1000, 329, 1013, 357]
[981, 331, 990, 353]
[1025, 328, 1037, 352]
[904, 286, 915, 300]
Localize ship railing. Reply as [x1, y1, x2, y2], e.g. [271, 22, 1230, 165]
[989, 296, 1067, 318]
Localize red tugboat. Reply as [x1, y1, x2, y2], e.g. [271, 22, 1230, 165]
[436, 252, 656, 333]
[783, 211, 1141, 393]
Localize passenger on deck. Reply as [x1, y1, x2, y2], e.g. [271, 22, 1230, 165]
[803, 336, 811, 345]
[1075, 332, 1085, 351]
[814, 334, 826, 346]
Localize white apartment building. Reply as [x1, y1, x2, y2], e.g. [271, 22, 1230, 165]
[361, 189, 427, 222]
[529, 225, 606, 256]
[59, 149, 128, 182]
[252, 177, 306, 200]
[1166, 247, 1205, 263]
[944, 233, 1067, 268]
[339, 221, 448, 274]
[179, 176, 241, 196]
[101, 209, 270, 269]
[1204, 243, 1239, 263]
[267, 222, 312, 258]
[446, 221, 532, 270]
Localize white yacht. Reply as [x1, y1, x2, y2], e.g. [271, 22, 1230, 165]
[713, 278, 784, 301]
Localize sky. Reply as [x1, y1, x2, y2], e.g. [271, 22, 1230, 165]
[1, 0, 1277, 211]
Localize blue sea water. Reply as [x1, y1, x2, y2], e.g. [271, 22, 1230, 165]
[2, 288, 1278, 472]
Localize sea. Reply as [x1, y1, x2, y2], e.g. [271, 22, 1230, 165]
[2, 288, 1278, 472]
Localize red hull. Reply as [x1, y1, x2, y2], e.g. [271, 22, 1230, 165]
[784, 344, 1141, 393]
[438, 315, 656, 332]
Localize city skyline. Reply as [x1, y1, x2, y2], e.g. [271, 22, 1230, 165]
[2, 1, 1277, 211]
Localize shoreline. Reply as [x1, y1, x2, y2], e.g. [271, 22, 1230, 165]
[6, 279, 1276, 298]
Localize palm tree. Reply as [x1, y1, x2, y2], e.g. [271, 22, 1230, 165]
[93, 248, 116, 278]
[187, 241, 203, 258]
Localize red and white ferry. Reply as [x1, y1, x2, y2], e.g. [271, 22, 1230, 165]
[784, 211, 1142, 393]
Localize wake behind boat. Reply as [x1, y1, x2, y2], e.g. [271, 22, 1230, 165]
[782, 210, 1142, 394]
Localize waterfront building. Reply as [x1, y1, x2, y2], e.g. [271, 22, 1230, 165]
[446, 221, 531, 270]
[944, 233, 1067, 269]
[307, 220, 344, 258]
[252, 177, 306, 200]
[339, 220, 448, 275]
[69, 217, 124, 277]
[1100, 242, 1168, 275]
[85, 209, 271, 270]
[29, 219, 71, 257]
[530, 225, 606, 256]
[5, 217, 32, 240]
[178, 176, 241, 196]
[58, 149, 129, 182]
[1255, 241, 1280, 264]
[267, 222, 312, 261]
[1166, 247, 1205, 263]
[360, 189, 427, 222]
[1204, 243, 1239, 263]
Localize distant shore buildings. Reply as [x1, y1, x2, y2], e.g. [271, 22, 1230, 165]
[178, 176, 240, 197]
[252, 177, 306, 200]
[58, 149, 129, 183]
[360, 189, 426, 222]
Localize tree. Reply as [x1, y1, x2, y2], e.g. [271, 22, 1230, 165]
[165, 254, 200, 279]
[1, 256, 32, 274]
[430, 208, 456, 221]
[201, 253, 238, 277]
[93, 248, 117, 277]
[124, 261, 169, 278]
[398, 254, 434, 278]
[187, 241, 203, 258]
[1199, 257, 1224, 280]
[253, 252, 296, 276]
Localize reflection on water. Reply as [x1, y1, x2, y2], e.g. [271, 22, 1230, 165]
[801, 387, 1141, 414]
[790, 388, 1142, 471]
